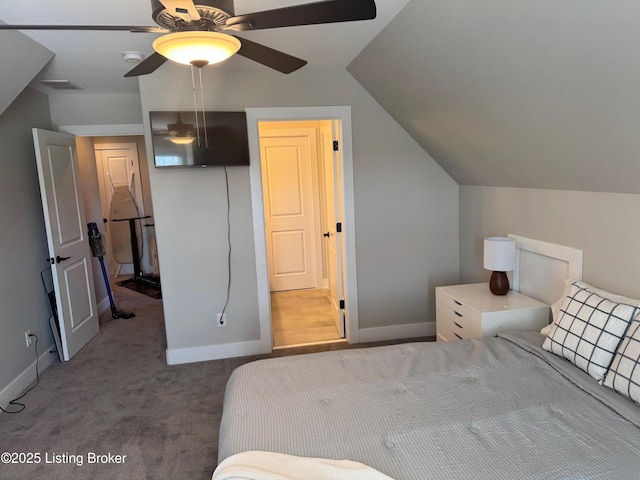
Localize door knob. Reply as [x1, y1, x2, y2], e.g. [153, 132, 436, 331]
[56, 255, 71, 263]
[323, 232, 330, 238]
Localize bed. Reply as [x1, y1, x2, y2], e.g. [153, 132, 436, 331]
[213, 237, 640, 480]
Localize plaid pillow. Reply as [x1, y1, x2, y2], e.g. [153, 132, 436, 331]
[542, 281, 639, 381]
[603, 317, 640, 403]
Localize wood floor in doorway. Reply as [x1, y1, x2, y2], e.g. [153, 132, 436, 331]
[271, 288, 342, 348]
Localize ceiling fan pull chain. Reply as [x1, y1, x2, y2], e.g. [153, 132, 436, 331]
[198, 68, 209, 149]
[190, 64, 201, 148]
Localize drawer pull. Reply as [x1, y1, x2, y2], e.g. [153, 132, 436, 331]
[453, 321, 463, 329]
[454, 300, 462, 306]
[454, 311, 463, 317]
[454, 333, 463, 340]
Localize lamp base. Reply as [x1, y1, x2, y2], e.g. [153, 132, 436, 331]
[489, 271, 509, 295]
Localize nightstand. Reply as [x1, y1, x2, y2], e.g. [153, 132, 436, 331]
[435, 283, 550, 342]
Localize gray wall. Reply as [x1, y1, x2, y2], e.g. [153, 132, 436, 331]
[0, 30, 52, 117]
[460, 186, 640, 300]
[0, 88, 122, 399]
[139, 64, 459, 356]
[0, 88, 55, 391]
[48, 92, 143, 129]
[76, 136, 108, 306]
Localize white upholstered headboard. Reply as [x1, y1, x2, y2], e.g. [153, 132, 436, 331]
[508, 234, 583, 305]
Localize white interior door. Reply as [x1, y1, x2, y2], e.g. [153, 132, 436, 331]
[322, 121, 345, 337]
[94, 144, 146, 276]
[33, 128, 100, 361]
[260, 130, 319, 292]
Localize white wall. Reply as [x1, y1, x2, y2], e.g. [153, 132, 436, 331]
[139, 65, 459, 363]
[460, 186, 640, 299]
[0, 88, 57, 405]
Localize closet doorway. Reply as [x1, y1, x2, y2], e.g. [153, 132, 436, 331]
[258, 120, 346, 348]
[94, 142, 150, 277]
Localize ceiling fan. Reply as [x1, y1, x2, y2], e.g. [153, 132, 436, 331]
[0, 0, 377, 77]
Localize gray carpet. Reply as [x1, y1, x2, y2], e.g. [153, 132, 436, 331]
[0, 285, 432, 480]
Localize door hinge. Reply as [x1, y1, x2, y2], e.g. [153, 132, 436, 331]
[339, 299, 345, 310]
[336, 222, 342, 233]
[333, 140, 339, 151]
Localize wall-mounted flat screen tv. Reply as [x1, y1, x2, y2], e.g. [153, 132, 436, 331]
[149, 111, 250, 168]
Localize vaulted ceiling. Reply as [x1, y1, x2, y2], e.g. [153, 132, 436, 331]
[3, 0, 640, 194]
[0, 0, 410, 94]
[348, 0, 640, 194]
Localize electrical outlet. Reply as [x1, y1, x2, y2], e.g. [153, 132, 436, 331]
[25, 330, 33, 347]
[217, 313, 227, 327]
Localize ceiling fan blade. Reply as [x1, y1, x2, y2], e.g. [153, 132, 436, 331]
[124, 52, 168, 77]
[226, 0, 377, 31]
[235, 37, 307, 74]
[0, 24, 167, 33]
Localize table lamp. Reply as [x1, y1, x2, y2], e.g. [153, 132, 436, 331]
[484, 237, 516, 295]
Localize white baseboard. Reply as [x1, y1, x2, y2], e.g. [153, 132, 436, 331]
[0, 347, 58, 409]
[97, 295, 110, 314]
[166, 324, 436, 365]
[166, 339, 270, 365]
[118, 264, 134, 275]
[358, 322, 435, 344]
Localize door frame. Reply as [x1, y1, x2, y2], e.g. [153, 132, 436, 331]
[246, 106, 359, 351]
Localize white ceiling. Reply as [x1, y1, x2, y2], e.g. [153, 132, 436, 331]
[0, 0, 410, 94]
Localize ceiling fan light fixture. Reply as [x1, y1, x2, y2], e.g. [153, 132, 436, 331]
[152, 31, 241, 67]
[166, 135, 196, 145]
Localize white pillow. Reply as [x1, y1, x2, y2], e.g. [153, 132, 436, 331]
[603, 317, 640, 404]
[540, 279, 574, 336]
[542, 281, 640, 381]
[541, 279, 640, 336]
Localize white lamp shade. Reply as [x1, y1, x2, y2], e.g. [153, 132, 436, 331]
[483, 237, 516, 271]
[152, 31, 241, 66]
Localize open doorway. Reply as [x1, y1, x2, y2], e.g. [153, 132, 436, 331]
[64, 124, 163, 316]
[92, 137, 160, 299]
[246, 106, 359, 351]
[257, 117, 348, 349]
[243, 106, 359, 355]
[34, 126, 162, 360]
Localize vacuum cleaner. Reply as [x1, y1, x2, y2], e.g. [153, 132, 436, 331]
[88, 222, 135, 319]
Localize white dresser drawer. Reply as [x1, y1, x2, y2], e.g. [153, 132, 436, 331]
[435, 283, 550, 343]
[436, 303, 481, 339]
[436, 323, 458, 342]
[436, 290, 481, 323]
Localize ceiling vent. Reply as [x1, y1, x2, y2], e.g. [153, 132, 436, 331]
[39, 80, 84, 90]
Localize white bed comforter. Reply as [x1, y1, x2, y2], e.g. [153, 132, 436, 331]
[212, 451, 394, 480]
